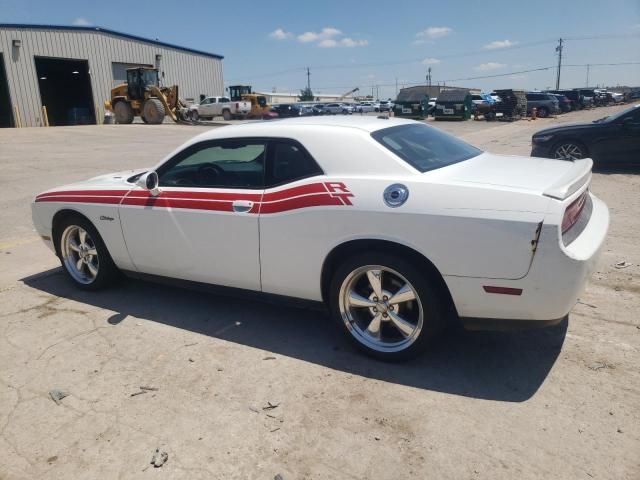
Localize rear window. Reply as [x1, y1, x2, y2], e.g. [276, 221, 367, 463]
[371, 124, 482, 173]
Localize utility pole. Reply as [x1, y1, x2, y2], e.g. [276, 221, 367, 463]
[306, 67, 311, 91]
[426, 67, 432, 87]
[395, 77, 398, 97]
[586, 64, 590, 87]
[555, 38, 563, 90]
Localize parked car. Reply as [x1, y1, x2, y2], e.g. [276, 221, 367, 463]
[548, 90, 582, 110]
[189, 96, 251, 121]
[610, 92, 625, 103]
[357, 102, 377, 113]
[526, 92, 560, 117]
[312, 104, 326, 115]
[341, 103, 355, 114]
[471, 94, 489, 107]
[549, 94, 572, 113]
[270, 104, 304, 118]
[323, 103, 352, 115]
[531, 103, 640, 165]
[295, 104, 316, 116]
[33, 117, 608, 360]
[379, 100, 392, 112]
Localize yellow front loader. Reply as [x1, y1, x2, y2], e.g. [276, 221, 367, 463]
[104, 67, 187, 124]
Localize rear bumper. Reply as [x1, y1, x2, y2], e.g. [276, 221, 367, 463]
[444, 193, 609, 324]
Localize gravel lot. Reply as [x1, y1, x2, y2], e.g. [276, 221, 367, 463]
[1, 105, 638, 479]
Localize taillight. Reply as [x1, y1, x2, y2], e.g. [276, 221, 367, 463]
[562, 192, 588, 234]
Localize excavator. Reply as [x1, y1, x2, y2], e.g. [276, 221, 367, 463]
[105, 67, 188, 124]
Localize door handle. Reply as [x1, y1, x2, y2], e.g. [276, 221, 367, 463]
[232, 200, 253, 213]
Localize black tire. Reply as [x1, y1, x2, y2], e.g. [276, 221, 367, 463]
[54, 215, 120, 290]
[190, 110, 199, 121]
[551, 140, 588, 160]
[141, 115, 149, 124]
[113, 101, 134, 124]
[222, 109, 232, 121]
[142, 98, 165, 124]
[329, 251, 445, 361]
[537, 106, 549, 118]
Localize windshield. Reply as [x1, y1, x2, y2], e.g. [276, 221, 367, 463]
[371, 123, 482, 173]
[141, 69, 158, 86]
[599, 104, 640, 123]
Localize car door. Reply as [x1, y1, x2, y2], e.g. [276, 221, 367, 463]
[258, 139, 332, 300]
[119, 139, 266, 290]
[203, 97, 216, 116]
[607, 107, 640, 163]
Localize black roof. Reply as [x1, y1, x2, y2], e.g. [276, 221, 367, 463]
[436, 89, 470, 102]
[0, 23, 223, 59]
[396, 86, 433, 102]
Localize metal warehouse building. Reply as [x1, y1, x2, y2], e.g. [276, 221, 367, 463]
[0, 24, 224, 127]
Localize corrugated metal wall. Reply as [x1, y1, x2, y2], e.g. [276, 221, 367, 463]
[0, 26, 224, 127]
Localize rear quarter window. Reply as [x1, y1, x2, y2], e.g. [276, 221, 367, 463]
[371, 124, 482, 173]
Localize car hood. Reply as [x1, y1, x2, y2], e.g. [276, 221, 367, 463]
[430, 152, 591, 199]
[38, 168, 149, 196]
[533, 122, 597, 136]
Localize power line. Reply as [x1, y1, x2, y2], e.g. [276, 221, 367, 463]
[306, 62, 640, 91]
[226, 31, 640, 83]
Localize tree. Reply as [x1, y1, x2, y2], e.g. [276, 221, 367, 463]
[298, 87, 314, 101]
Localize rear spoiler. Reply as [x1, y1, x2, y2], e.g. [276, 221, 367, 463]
[543, 158, 593, 200]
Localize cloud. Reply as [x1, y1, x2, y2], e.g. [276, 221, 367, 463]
[270, 26, 367, 48]
[483, 39, 518, 50]
[298, 27, 341, 43]
[509, 74, 526, 80]
[72, 17, 91, 26]
[269, 28, 292, 40]
[422, 57, 441, 65]
[339, 37, 368, 47]
[416, 26, 452, 39]
[475, 62, 506, 71]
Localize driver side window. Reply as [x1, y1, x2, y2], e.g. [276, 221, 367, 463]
[158, 140, 266, 189]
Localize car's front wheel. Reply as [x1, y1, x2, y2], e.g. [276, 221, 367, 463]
[329, 252, 444, 360]
[56, 216, 120, 290]
[553, 141, 587, 160]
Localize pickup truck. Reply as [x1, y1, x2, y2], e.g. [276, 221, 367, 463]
[188, 96, 251, 121]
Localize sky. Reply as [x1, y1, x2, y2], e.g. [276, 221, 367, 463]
[2, 0, 640, 99]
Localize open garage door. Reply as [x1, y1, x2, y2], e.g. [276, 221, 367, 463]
[0, 53, 13, 128]
[112, 62, 153, 87]
[35, 57, 95, 126]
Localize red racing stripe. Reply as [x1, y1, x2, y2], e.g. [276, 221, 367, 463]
[34, 182, 354, 214]
[259, 193, 344, 214]
[35, 195, 124, 205]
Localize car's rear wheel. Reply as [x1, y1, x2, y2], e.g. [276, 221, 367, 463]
[222, 109, 232, 121]
[329, 252, 444, 360]
[56, 216, 120, 290]
[553, 141, 587, 160]
[537, 106, 549, 118]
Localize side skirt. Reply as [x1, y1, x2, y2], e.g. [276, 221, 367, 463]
[121, 270, 326, 312]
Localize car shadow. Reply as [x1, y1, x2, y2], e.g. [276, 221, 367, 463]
[22, 268, 567, 403]
[592, 164, 640, 175]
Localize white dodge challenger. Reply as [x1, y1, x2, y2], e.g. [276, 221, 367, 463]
[32, 117, 609, 359]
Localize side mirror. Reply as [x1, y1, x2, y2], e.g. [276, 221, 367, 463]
[136, 171, 160, 197]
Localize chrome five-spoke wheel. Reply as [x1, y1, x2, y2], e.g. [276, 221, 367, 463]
[60, 225, 99, 284]
[338, 265, 423, 353]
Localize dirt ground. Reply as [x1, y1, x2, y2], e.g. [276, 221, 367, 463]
[0, 105, 638, 479]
